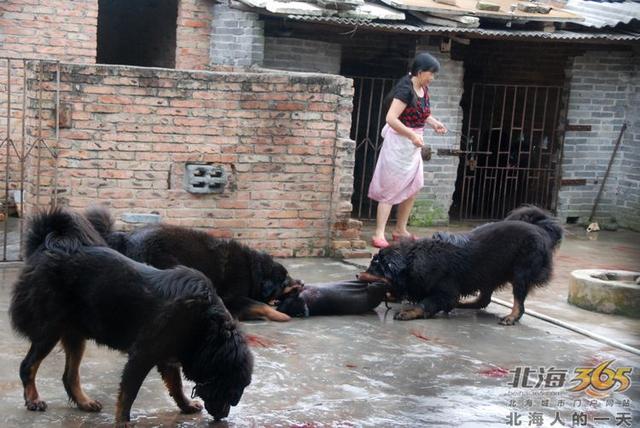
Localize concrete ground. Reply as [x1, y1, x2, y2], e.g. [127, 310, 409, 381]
[355, 222, 640, 349]
[0, 222, 639, 427]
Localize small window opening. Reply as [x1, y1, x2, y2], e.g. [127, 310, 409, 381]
[566, 216, 579, 224]
[97, 0, 178, 68]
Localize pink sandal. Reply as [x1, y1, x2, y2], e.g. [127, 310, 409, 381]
[371, 237, 390, 249]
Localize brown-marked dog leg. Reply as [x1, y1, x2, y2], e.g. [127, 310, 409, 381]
[394, 306, 426, 320]
[61, 336, 102, 412]
[20, 339, 58, 411]
[116, 355, 154, 425]
[395, 290, 458, 321]
[499, 296, 524, 326]
[158, 362, 202, 414]
[243, 303, 291, 322]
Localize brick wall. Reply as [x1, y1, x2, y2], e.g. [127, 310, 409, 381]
[0, 0, 98, 206]
[415, 43, 464, 226]
[557, 49, 639, 231]
[264, 37, 341, 74]
[621, 52, 640, 230]
[210, 1, 264, 67]
[176, 0, 214, 70]
[0, 0, 97, 61]
[25, 61, 359, 256]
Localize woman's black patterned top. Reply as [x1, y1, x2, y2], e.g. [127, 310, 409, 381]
[392, 74, 431, 128]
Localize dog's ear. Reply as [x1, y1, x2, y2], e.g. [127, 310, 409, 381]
[379, 249, 407, 281]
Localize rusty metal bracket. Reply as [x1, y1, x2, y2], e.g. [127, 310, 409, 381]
[561, 179, 587, 186]
[57, 102, 72, 129]
[566, 124, 592, 132]
[437, 148, 493, 156]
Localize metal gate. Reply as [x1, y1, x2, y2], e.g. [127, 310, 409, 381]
[0, 57, 60, 261]
[350, 76, 396, 220]
[456, 83, 564, 220]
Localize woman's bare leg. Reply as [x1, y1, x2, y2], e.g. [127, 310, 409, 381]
[373, 202, 393, 240]
[393, 195, 416, 236]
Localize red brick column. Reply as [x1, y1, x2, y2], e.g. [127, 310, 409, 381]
[175, 0, 214, 70]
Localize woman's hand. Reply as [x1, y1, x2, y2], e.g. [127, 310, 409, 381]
[410, 132, 424, 148]
[428, 117, 448, 135]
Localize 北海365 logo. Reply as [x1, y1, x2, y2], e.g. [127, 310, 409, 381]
[569, 360, 632, 397]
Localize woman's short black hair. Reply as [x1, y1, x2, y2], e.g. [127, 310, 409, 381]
[410, 52, 440, 76]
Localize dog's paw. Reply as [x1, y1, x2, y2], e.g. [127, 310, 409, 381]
[394, 308, 424, 320]
[267, 309, 291, 322]
[25, 399, 47, 411]
[180, 400, 203, 414]
[499, 315, 518, 326]
[78, 399, 102, 412]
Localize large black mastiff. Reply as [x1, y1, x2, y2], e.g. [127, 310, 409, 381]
[359, 206, 563, 325]
[10, 208, 253, 424]
[85, 207, 303, 322]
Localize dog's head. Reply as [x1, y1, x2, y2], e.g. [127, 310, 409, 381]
[189, 313, 254, 421]
[358, 248, 408, 295]
[252, 255, 304, 304]
[276, 292, 309, 317]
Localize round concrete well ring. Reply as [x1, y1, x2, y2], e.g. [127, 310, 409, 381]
[568, 269, 640, 318]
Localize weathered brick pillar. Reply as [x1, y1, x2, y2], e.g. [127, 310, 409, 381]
[330, 79, 367, 258]
[176, 0, 214, 70]
[209, 1, 264, 67]
[414, 39, 464, 226]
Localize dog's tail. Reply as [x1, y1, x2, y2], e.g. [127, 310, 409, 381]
[505, 205, 563, 247]
[25, 207, 106, 259]
[84, 205, 115, 237]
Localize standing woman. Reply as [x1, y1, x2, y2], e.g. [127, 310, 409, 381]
[368, 52, 447, 249]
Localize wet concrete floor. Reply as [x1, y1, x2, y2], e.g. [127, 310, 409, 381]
[1, 251, 639, 427]
[356, 223, 640, 349]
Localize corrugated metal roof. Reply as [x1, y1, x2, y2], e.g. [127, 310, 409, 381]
[284, 14, 640, 40]
[563, 0, 640, 28]
[379, 0, 583, 22]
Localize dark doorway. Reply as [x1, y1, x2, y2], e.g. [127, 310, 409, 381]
[453, 83, 564, 220]
[452, 41, 572, 220]
[342, 39, 414, 220]
[349, 76, 396, 219]
[97, 0, 178, 68]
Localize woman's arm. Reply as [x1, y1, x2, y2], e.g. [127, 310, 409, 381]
[426, 115, 448, 135]
[386, 99, 424, 148]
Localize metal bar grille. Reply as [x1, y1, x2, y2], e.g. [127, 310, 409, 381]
[458, 83, 564, 220]
[0, 57, 59, 261]
[350, 76, 396, 220]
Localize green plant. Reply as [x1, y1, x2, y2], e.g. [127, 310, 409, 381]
[408, 199, 447, 227]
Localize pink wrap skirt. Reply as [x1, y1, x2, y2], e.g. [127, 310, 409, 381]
[368, 124, 424, 205]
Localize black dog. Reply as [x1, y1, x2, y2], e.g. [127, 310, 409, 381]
[9, 208, 253, 424]
[85, 206, 303, 322]
[276, 280, 391, 317]
[359, 206, 563, 325]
